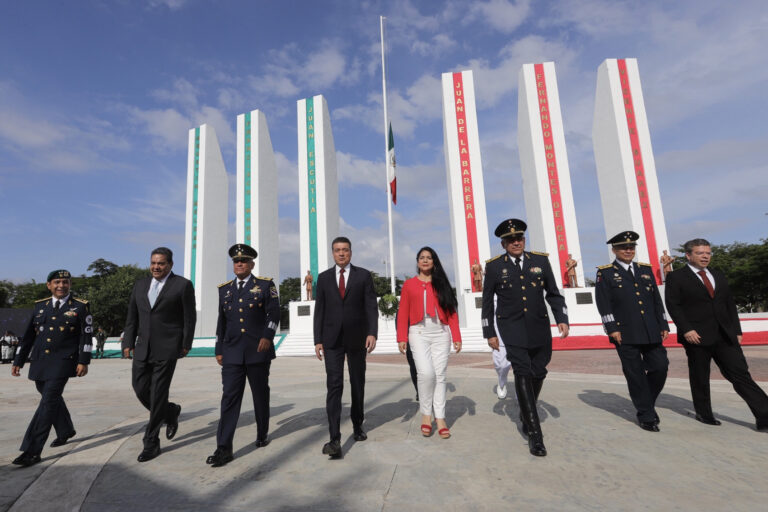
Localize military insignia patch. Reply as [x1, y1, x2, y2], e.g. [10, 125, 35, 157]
[270, 287, 278, 298]
[641, 274, 651, 280]
[251, 285, 261, 295]
[63, 310, 77, 317]
[85, 315, 93, 325]
[530, 267, 542, 275]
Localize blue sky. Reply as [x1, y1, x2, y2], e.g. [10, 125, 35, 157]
[1, 0, 766, 285]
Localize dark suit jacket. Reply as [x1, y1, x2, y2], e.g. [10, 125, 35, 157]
[481, 251, 568, 348]
[123, 272, 197, 361]
[664, 265, 741, 346]
[313, 264, 378, 350]
[595, 261, 668, 344]
[215, 274, 280, 364]
[14, 296, 92, 380]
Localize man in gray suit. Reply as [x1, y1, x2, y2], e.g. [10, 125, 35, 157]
[123, 247, 196, 462]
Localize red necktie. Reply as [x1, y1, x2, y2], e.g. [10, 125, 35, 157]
[698, 270, 715, 298]
[339, 268, 346, 299]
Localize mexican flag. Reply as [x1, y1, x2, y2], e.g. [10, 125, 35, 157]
[388, 123, 396, 204]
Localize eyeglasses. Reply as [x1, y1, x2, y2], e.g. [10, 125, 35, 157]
[615, 245, 636, 251]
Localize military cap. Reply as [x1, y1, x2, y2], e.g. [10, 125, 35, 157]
[607, 231, 639, 246]
[228, 243, 257, 260]
[494, 218, 527, 239]
[46, 269, 71, 282]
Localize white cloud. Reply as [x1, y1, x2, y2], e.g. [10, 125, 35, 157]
[467, 0, 532, 34]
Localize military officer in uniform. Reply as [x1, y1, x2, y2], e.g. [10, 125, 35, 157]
[482, 219, 569, 457]
[10, 270, 92, 467]
[206, 244, 280, 467]
[595, 231, 669, 432]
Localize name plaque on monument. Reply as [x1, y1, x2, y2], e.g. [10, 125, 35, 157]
[575, 292, 593, 305]
[475, 297, 483, 309]
[297, 305, 311, 317]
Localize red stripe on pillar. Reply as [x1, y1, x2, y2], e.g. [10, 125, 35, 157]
[452, 72, 481, 291]
[617, 59, 661, 284]
[534, 64, 569, 287]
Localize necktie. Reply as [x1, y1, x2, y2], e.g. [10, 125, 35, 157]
[149, 280, 159, 307]
[238, 281, 244, 291]
[628, 265, 634, 278]
[339, 268, 346, 299]
[54, 300, 61, 310]
[698, 270, 715, 298]
[514, 257, 522, 270]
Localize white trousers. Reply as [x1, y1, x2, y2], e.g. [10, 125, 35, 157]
[492, 342, 511, 388]
[409, 316, 451, 418]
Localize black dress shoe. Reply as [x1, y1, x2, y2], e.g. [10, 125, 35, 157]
[528, 436, 547, 457]
[50, 430, 76, 447]
[12, 452, 41, 467]
[321, 440, 342, 459]
[205, 449, 233, 467]
[137, 446, 161, 462]
[166, 404, 181, 440]
[756, 420, 768, 432]
[639, 421, 660, 432]
[695, 414, 721, 426]
[353, 431, 367, 442]
[255, 437, 270, 448]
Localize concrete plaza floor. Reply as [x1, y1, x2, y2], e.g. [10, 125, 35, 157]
[1, 347, 767, 512]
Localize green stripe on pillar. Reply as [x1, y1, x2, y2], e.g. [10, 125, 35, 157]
[191, 127, 200, 287]
[244, 112, 252, 245]
[306, 99, 319, 285]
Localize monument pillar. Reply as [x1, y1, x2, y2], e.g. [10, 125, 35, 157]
[184, 124, 228, 338]
[593, 58, 670, 283]
[292, 95, 339, 333]
[236, 110, 279, 282]
[518, 62, 585, 288]
[441, 70, 491, 328]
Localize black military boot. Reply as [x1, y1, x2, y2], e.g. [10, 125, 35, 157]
[515, 376, 547, 457]
[518, 376, 545, 437]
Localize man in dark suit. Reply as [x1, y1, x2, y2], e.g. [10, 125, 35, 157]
[595, 231, 669, 432]
[665, 238, 768, 430]
[314, 236, 378, 459]
[123, 247, 196, 462]
[206, 244, 280, 467]
[482, 219, 569, 456]
[11, 270, 91, 467]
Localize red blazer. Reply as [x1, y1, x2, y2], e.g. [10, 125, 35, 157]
[396, 277, 461, 343]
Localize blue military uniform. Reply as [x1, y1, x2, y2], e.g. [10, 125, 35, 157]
[214, 272, 280, 453]
[482, 251, 568, 372]
[481, 218, 569, 457]
[595, 231, 670, 429]
[14, 294, 92, 456]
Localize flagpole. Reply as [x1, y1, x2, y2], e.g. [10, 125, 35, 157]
[380, 15, 396, 295]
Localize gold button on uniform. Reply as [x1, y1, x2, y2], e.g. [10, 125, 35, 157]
[240, 318, 244, 323]
[241, 328, 246, 333]
[239, 299, 243, 302]
[522, 297, 527, 301]
[45, 349, 50, 354]
[239, 308, 243, 312]
[523, 308, 528, 312]
[638, 301, 643, 305]
[522, 286, 526, 290]
[47, 338, 52, 342]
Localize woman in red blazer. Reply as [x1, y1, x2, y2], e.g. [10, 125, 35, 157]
[397, 247, 461, 438]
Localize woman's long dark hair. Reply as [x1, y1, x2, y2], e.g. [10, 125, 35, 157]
[416, 246, 457, 314]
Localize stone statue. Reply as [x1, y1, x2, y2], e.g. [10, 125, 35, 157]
[304, 270, 314, 301]
[471, 259, 483, 292]
[660, 250, 674, 282]
[565, 254, 578, 288]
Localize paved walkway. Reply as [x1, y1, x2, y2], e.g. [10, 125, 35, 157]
[1, 349, 767, 511]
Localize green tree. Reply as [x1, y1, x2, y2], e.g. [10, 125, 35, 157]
[87, 258, 119, 277]
[81, 264, 148, 335]
[278, 277, 301, 330]
[371, 272, 403, 297]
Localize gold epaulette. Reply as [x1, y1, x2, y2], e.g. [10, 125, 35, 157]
[638, 262, 652, 267]
[35, 298, 48, 303]
[73, 297, 89, 304]
[485, 255, 502, 264]
[256, 276, 273, 281]
[530, 251, 549, 257]
[218, 280, 233, 288]
[597, 264, 613, 270]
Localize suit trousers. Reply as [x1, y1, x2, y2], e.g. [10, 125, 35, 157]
[408, 317, 451, 418]
[132, 358, 178, 448]
[684, 337, 768, 422]
[217, 361, 271, 450]
[324, 344, 366, 442]
[615, 343, 668, 422]
[505, 343, 552, 379]
[20, 378, 73, 455]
